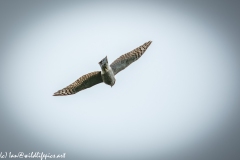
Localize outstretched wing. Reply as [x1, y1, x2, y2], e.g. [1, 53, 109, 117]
[53, 71, 103, 96]
[110, 41, 152, 75]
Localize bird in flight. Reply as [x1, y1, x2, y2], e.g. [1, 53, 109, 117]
[53, 41, 152, 96]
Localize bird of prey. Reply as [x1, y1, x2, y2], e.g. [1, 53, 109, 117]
[53, 41, 152, 96]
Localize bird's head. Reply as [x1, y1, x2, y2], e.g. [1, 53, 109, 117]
[99, 56, 108, 70]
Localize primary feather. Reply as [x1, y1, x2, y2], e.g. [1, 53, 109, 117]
[53, 71, 102, 96]
[110, 41, 152, 75]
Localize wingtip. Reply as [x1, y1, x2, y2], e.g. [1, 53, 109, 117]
[53, 89, 73, 96]
[53, 93, 63, 96]
[53, 91, 61, 96]
[144, 41, 152, 49]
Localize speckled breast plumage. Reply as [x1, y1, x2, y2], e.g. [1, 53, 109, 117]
[101, 68, 116, 87]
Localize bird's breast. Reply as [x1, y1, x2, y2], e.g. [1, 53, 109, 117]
[101, 69, 116, 86]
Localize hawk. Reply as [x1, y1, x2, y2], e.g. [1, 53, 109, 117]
[53, 41, 152, 96]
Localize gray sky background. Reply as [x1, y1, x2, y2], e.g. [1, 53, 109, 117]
[0, 1, 240, 160]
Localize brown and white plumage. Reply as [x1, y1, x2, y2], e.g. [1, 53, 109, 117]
[53, 71, 102, 96]
[110, 41, 152, 75]
[53, 41, 152, 96]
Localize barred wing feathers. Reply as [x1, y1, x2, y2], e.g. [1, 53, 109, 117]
[110, 41, 152, 75]
[53, 71, 103, 96]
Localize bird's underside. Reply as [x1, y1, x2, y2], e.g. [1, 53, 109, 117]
[53, 41, 152, 96]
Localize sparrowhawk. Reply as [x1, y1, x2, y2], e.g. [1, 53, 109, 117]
[53, 41, 152, 96]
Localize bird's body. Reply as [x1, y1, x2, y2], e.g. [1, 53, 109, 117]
[53, 41, 152, 96]
[98, 55, 116, 87]
[100, 64, 116, 87]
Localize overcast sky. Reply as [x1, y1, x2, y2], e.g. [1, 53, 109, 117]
[0, 1, 240, 160]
